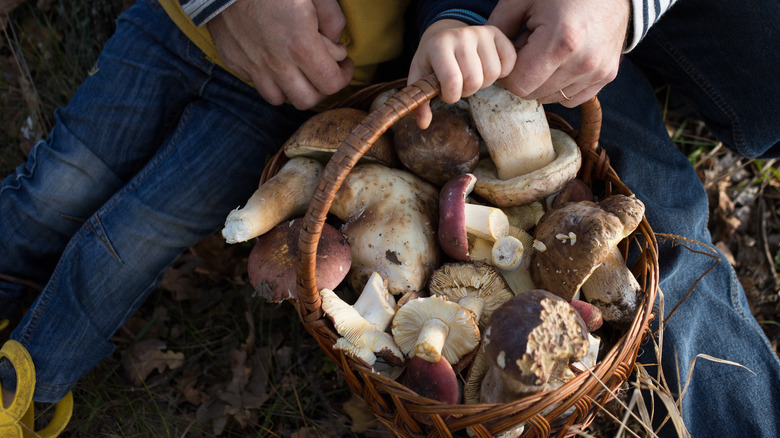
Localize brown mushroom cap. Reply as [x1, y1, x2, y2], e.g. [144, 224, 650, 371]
[247, 218, 350, 302]
[482, 289, 589, 386]
[392, 107, 480, 186]
[428, 261, 514, 326]
[282, 107, 398, 167]
[530, 195, 646, 301]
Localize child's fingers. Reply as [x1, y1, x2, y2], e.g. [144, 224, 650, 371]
[415, 102, 434, 130]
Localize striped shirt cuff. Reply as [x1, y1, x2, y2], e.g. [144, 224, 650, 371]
[181, 0, 236, 26]
[625, 0, 678, 51]
[431, 8, 489, 26]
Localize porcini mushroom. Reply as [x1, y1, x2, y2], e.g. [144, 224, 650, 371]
[391, 296, 480, 365]
[247, 218, 350, 302]
[580, 246, 642, 327]
[391, 106, 480, 186]
[530, 195, 645, 304]
[282, 107, 398, 167]
[320, 288, 404, 367]
[479, 290, 589, 403]
[222, 157, 323, 243]
[330, 163, 440, 296]
[467, 84, 582, 207]
[428, 262, 514, 327]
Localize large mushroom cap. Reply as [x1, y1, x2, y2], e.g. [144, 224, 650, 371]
[248, 218, 351, 302]
[282, 107, 398, 167]
[482, 289, 589, 386]
[392, 107, 480, 186]
[530, 195, 645, 301]
[428, 261, 514, 326]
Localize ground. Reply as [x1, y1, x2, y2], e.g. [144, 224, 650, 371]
[1, 1, 778, 437]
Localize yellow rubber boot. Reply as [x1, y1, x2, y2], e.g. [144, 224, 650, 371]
[0, 340, 73, 438]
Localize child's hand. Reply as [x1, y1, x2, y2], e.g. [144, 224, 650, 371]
[408, 20, 516, 129]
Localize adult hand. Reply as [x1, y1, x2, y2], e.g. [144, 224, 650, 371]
[407, 19, 516, 129]
[208, 0, 355, 110]
[487, 0, 630, 107]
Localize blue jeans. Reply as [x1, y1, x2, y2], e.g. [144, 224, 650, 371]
[0, 0, 310, 402]
[551, 0, 780, 436]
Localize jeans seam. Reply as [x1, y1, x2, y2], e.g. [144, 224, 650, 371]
[649, 34, 753, 157]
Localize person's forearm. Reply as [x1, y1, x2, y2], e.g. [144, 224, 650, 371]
[181, 0, 236, 26]
[625, 0, 679, 51]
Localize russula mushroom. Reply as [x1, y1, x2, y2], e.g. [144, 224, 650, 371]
[320, 288, 404, 367]
[391, 296, 480, 365]
[247, 218, 350, 302]
[330, 163, 440, 296]
[282, 107, 398, 167]
[479, 290, 589, 403]
[439, 174, 509, 261]
[570, 299, 604, 332]
[428, 262, 514, 327]
[491, 235, 524, 271]
[403, 356, 461, 425]
[391, 105, 480, 186]
[222, 157, 323, 243]
[352, 271, 397, 331]
[530, 195, 646, 304]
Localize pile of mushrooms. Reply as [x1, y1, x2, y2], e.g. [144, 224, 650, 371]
[220, 83, 647, 427]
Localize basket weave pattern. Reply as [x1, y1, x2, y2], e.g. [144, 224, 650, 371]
[262, 76, 659, 437]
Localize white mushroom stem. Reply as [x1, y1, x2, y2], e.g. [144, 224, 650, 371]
[222, 157, 323, 243]
[320, 289, 403, 367]
[457, 296, 486, 322]
[353, 272, 396, 331]
[491, 235, 524, 270]
[498, 227, 536, 294]
[465, 204, 509, 242]
[468, 84, 555, 179]
[413, 318, 450, 363]
[580, 247, 642, 326]
[469, 237, 494, 263]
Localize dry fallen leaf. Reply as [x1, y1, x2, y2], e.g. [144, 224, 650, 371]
[122, 338, 185, 386]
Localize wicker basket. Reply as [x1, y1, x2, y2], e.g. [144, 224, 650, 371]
[261, 75, 659, 437]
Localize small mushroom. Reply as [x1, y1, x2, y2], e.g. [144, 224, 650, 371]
[530, 195, 645, 303]
[282, 107, 398, 167]
[320, 288, 404, 367]
[428, 262, 514, 327]
[439, 174, 509, 262]
[496, 226, 537, 295]
[247, 218, 350, 302]
[479, 290, 589, 403]
[570, 299, 604, 332]
[329, 163, 440, 296]
[391, 296, 480, 365]
[467, 84, 581, 207]
[222, 157, 323, 243]
[391, 106, 480, 186]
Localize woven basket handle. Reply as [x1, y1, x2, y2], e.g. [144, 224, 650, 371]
[295, 74, 602, 323]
